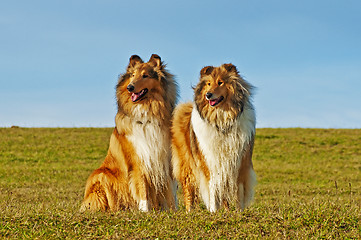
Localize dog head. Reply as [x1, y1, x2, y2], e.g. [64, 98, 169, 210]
[194, 63, 253, 127]
[125, 54, 165, 103]
[116, 54, 178, 120]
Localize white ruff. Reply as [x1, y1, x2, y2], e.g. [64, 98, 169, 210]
[191, 103, 255, 211]
[127, 105, 171, 192]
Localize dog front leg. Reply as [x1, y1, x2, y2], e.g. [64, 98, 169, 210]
[182, 177, 194, 212]
[208, 177, 218, 212]
[138, 176, 149, 212]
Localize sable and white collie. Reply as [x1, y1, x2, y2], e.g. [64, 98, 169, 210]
[81, 54, 178, 212]
[171, 63, 256, 212]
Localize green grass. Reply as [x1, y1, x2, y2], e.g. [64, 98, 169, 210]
[0, 128, 360, 239]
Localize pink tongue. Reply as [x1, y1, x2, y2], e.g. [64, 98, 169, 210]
[209, 99, 217, 106]
[131, 93, 140, 102]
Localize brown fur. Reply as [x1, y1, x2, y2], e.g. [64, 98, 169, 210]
[194, 64, 253, 131]
[172, 64, 256, 212]
[81, 54, 178, 212]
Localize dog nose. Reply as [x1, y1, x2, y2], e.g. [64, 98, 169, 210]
[127, 84, 135, 92]
[205, 92, 213, 100]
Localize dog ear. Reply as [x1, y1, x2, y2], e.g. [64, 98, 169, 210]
[127, 55, 143, 70]
[200, 66, 214, 76]
[223, 63, 238, 73]
[148, 54, 162, 67]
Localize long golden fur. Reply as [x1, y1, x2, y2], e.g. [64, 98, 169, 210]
[171, 63, 256, 212]
[81, 54, 178, 212]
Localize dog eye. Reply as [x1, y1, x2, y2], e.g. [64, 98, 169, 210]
[207, 82, 211, 86]
[143, 74, 148, 78]
[132, 74, 135, 77]
[218, 81, 223, 86]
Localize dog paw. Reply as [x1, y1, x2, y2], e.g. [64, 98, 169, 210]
[139, 200, 149, 212]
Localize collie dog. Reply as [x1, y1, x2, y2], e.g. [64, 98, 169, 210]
[171, 64, 256, 212]
[81, 54, 178, 212]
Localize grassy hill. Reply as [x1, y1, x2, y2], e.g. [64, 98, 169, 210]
[0, 128, 360, 239]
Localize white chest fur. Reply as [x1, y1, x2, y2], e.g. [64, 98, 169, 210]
[191, 104, 255, 209]
[127, 119, 171, 190]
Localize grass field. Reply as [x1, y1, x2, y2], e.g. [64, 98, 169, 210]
[0, 127, 360, 239]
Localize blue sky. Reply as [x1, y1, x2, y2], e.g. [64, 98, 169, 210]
[1, 0, 360, 128]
